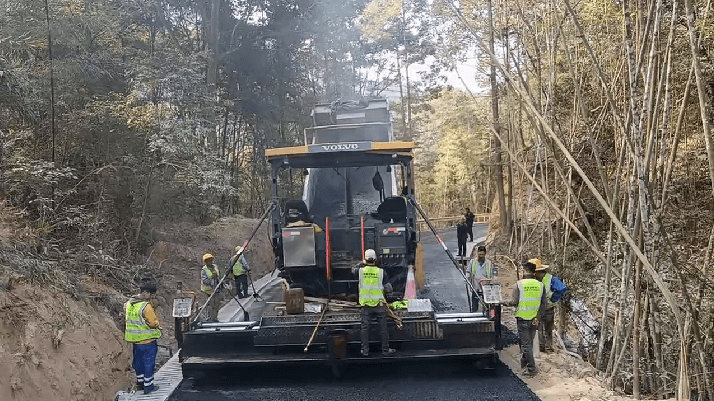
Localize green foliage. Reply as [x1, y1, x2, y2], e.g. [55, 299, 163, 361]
[360, 0, 402, 42]
[412, 89, 491, 216]
[1, 0, 416, 263]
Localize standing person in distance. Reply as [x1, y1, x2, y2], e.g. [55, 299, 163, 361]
[504, 261, 547, 376]
[356, 249, 396, 357]
[200, 253, 222, 322]
[468, 245, 494, 311]
[456, 218, 468, 257]
[230, 245, 251, 299]
[464, 207, 475, 242]
[125, 280, 162, 394]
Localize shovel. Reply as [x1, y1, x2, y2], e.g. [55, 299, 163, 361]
[247, 271, 264, 301]
[227, 284, 250, 321]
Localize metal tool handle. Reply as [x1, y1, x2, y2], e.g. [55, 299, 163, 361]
[193, 202, 275, 323]
[304, 302, 329, 353]
[408, 198, 483, 303]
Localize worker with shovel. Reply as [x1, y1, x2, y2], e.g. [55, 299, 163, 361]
[230, 245, 251, 299]
[200, 253, 222, 322]
[357, 249, 396, 357]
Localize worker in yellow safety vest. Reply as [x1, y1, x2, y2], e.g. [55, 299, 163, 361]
[230, 245, 251, 299]
[532, 258, 556, 353]
[504, 260, 547, 377]
[468, 245, 495, 311]
[125, 280, 161, 394]
[200, 253, 222, 322]
[357, 249, 396, 357]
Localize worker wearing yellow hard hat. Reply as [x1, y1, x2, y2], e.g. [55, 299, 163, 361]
[200, 253, 221, 322]
[530, 258, 557, 354]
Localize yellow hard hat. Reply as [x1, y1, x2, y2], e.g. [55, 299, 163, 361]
[528, 258, 550, 271]
[234, 245, 244, 252]
[202, 253, 214, 262]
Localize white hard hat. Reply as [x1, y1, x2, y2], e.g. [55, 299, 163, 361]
[364, 249, 377, 261]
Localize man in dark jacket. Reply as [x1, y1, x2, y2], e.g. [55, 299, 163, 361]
[464, 208, 475, 242]
[456, 218, 468, 257]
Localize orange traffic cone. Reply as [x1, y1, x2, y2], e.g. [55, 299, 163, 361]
[404, 266, 417, 299]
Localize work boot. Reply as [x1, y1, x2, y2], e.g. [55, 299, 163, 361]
[144, 385, 160, 395]
[522, 368, 537, 377]
[136, 383, 144, 391]
[382, 348, 396, 357]
[360, 350, 369, 357]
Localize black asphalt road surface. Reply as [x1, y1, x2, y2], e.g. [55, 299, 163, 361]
[169, 223, 539, 401]
[171, 361, 537, 401]
[417, 225, 489, 312]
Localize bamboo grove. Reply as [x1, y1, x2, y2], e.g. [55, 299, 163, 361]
[428, 0, 714, 398]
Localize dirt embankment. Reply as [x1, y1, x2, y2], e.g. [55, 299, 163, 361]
[0, 280, 132, 401]
[0, 214, 273, 400]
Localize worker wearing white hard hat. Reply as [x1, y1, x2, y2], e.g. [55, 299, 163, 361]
[357, 249, 396, 357]
[230, 245, 251, 299]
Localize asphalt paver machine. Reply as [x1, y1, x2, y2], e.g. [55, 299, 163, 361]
[177, 99, 502, 377]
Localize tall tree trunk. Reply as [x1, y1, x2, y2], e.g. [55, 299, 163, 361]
[396, 57, 407, 138]
[488, 0, 508, 232]
[400, 0, 411, 138]
[632, 253, 642, 398]
[43, 0, 56, 164]
[207, 0, 221, 88]
[596, 137, 627, 369]
[683, 0, 714, 200]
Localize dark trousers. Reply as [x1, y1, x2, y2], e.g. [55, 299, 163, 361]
[234, 274, 249, 298]
[360, 305, 389, 354]
[467, 224, 474, 241]
[457, 237, 467, 256]
[132, 341, 158, 391]
[470, 290, 485, 312]
[516, 318, 537, 373]
[538, 308, 555, 351]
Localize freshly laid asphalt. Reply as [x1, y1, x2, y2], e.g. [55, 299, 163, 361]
[168, 223, 539, 401]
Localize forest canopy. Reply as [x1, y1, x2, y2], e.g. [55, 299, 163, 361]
[2, 0, 714, 398]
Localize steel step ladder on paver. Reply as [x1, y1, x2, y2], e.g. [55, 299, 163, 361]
[114, 353, 182, 401]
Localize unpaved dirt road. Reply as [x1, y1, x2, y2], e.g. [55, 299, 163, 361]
[169, 224, 539, 401]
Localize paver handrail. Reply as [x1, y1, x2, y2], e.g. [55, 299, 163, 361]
[416, 214, 490, 231]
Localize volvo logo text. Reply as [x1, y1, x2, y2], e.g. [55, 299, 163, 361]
[321, 143, 360, 151]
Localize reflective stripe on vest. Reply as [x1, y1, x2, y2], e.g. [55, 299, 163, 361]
[125, 301, 161, 342]
[471, 260, 493, 279]
[232, 257, 244, 276]
[359, 265, 385, 307]
[514, 278, 543, 320]
[201, 265, 220, 294]
[541, 273, 555, 309]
